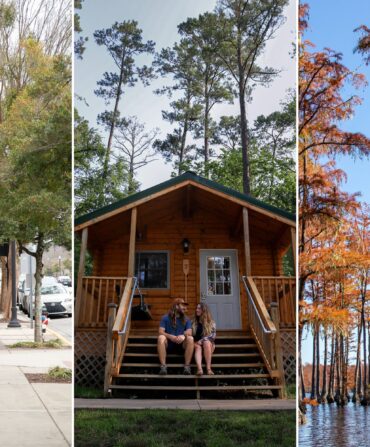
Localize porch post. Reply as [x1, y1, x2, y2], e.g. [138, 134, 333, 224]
[290, 227, 296, 272]
[104, 302, 117, 397]
[242, 207, 252, 276]
[128, 207, 137, 277]
[270, 302, 287, 398]
[75, 227, 88, 327]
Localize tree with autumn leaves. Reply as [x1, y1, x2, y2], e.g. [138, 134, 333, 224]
[299, 3, 370, 411]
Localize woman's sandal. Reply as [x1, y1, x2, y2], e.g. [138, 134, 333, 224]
[207, 369, 214, 375]
[196, 369, 203, 376]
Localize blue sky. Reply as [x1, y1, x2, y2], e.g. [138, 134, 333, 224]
[301, 0, 370, 363]
[75, 0, 295, 188]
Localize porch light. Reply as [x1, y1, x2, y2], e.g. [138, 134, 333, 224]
[182, 238, 190, 254]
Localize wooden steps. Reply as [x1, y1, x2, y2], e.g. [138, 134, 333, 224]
[111, 385, 282, 391]
[115, 373, 270, 379]
[119, 363, 265, 368]
[108, 331, 283, 399]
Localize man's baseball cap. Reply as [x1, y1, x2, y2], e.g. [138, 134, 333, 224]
[173, 298, 189, 306]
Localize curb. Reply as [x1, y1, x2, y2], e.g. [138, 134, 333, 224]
[46, 327, 72, 347]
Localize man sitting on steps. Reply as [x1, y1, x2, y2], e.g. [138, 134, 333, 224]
[157, 298, 194, 375]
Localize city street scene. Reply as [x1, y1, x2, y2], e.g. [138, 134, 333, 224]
[0, 0, 72, 446]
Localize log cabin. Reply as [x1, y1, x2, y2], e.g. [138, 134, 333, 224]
[74, 171, 296, 399]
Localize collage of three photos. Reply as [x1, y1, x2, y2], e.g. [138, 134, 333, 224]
[0, 0, 369, 446]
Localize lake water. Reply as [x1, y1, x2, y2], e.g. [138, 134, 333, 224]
[299, 402, 370, 447]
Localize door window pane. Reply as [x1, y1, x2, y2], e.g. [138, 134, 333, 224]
[206, 256, 232, 296]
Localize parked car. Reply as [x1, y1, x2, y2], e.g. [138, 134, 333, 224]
[18, 279, 28, 310]
[57, 275, 72, 287]
[24, 283, 72, 318]
[22, 276, 61, 316]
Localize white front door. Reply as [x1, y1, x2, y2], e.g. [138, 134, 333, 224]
[199, 250, 241, 330]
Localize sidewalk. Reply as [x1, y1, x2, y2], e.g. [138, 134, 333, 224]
[75, 398, 296, 411]
[0, 314, 72, 446]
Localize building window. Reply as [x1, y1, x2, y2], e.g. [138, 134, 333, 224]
[135, 251, 169, 289]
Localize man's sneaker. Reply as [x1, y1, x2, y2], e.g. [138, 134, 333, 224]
[159, 365, 167, 375]
[183, 365, 191, 375]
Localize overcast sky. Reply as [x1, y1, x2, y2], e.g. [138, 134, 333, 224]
[75, 0, 296, 189]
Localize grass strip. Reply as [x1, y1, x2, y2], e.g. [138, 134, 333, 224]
[75, 409, 295, 447]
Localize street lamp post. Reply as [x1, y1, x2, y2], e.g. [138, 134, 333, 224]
[7, 240, 21, 328]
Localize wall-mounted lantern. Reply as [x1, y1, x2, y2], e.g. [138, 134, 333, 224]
[182, 238, 190, 254]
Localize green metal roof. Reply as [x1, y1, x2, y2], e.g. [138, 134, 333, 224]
[75, 171, 295, 227]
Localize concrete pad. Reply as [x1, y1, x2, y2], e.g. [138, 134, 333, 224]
[48, 410, 72, 445]
[198, 399, 296, 411]
[75, 398, 296, 411]
[20, 366, 50, 374]
[75, 398, 201, 410]
[0, 384, 44, 411]
[0, 410, 69, 446]
[0, 349, 72, 368]
[0, 366, 28, 385]
[32, 383, 72, 411]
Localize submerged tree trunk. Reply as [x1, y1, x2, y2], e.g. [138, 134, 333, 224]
[316, 325, 320, 401]
[361, 287, 368, 405]
[353, 320, 363, 402]
[327, 332, 335, 403]
[311, 328, 317, 399]
[321, 332, 328, 402]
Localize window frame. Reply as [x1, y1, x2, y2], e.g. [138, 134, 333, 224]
[134, 250, 170, 290]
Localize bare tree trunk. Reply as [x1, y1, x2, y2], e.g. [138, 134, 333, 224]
[34, 234, 45, 343]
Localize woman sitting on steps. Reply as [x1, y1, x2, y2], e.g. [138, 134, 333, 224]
[192, 303, 216, 375]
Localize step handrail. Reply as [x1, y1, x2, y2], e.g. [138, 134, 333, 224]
[242, 275, 278, 374]
[241, 276, 276, 335]
[104, 277, 137, 396]
[119, 276, 137, 336]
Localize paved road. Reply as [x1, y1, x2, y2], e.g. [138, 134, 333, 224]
[16, 308, 72, 344]
[48, 316, 72, 343]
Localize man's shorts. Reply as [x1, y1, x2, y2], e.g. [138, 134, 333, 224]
[167, 340, 184, 354]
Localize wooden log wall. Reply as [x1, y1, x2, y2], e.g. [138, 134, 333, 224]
[88, 206, 282, 331]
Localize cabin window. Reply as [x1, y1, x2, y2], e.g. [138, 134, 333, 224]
[135, 251, 169, 289]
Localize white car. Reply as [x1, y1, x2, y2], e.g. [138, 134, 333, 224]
[40, 283, 72, 317]
[24, 279, 72, 318]
[22, 276, 58, 315]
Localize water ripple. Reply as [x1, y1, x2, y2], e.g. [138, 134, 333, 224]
[299, 403, 370, 447]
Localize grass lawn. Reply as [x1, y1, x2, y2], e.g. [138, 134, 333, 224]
[75, 409, 295, 447]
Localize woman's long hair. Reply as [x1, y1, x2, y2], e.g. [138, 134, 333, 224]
[192, 303, 214, 336]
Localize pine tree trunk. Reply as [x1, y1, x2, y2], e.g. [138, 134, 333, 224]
[103, 56, 126, 183]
